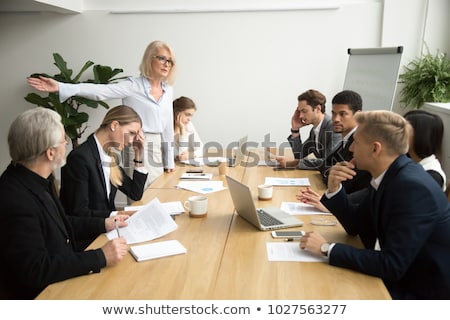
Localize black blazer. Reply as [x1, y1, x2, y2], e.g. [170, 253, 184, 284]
[0, 163, 106, 299]
[60, 134, 148, 219]
[287, 114, 341, 170]
[319, 133, 371, 195]
[322, 155, 450, 299]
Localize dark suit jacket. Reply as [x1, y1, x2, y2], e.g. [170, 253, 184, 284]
[319, 133, 371, 194]
[60, 134, 148, 219]
[288, 114, 341, 170]
[0, 163, 106, 299]
[322, 155, 450, 299]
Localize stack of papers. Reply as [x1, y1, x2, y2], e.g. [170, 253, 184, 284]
[129, 240, 187, 262]
[180, 173, 213, 180]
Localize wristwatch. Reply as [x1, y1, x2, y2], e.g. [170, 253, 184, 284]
[320, 242, 331, 257]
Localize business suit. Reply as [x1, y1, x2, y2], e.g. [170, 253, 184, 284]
[60, 134, 148, 219]
[288, 114, 341, 170]
[319, 133, 371, 194]
[322, 154, 450, 299]
[0, 163, 106, 299]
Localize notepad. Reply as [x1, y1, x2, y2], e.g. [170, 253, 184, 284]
[129, 240, 187, 262]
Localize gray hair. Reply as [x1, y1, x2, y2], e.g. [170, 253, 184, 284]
[8, 107, 63, 164]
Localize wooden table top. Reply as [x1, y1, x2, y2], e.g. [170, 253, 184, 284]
[36, 153, 391, 300]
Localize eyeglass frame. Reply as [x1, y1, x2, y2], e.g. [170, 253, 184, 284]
[52, 134, 70, 148]
[152, 55, 175, 67]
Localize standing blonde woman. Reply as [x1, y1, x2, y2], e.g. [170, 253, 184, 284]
[27, 40, 177, 187]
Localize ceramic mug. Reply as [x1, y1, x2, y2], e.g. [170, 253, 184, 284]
[258, 184, 273, 200]
[184, 195, 208, 218]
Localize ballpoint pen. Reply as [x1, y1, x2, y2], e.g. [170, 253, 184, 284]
[114, 218, 121, 238]
[284, 238, 302, 242]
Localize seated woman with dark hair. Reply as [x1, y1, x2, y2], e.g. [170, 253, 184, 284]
[404, 109, 446, 191]
[173, 96, 203, 161]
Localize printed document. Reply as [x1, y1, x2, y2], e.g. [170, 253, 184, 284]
[179, 157, 227, 166]
[106, 198, 178, 244]
[125, 201, 185, 215]
[264, 177, 310, 186]
[266, 242, 327, 262]
[280, 202, 331, 215]
[176, 180, 227, 194]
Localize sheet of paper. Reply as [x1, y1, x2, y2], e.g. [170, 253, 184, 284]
[125, 201, 185, 215]
[176, 180, 227, 194]
[265, 177, 311, 186]
[106, 198, 178, 244]
[129, 240, 187, 262]
[280, 201, 331, 215]
[257, 160, 278, 166]
[266, 242, 327, 262]
[180, 157, 227, 167]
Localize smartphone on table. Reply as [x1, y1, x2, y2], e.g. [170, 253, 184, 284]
[271, 230, 305, 239]
[186, 169, 203, 173]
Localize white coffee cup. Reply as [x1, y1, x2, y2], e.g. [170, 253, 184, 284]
[184, 196, 208, 218]
[258, 184, 273, 200]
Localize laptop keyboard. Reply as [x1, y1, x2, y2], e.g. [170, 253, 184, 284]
[257, 209, 283, 226]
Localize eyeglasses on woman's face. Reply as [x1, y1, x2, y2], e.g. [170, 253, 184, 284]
[153, 55, 174, 67]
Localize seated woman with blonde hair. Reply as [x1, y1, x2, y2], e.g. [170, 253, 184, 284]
[60, 105, 148, 248]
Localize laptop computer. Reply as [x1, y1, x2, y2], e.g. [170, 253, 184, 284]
[225, 175, 303, 231]
[227, 135, 248, 167]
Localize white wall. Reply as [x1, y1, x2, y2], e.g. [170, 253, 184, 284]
[0, 0, 448, 172]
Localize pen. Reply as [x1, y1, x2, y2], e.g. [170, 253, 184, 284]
[285, 238, 295, 242]
[114, 218, 121, 238]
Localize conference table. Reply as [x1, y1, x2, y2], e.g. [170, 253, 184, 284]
[36, 151, 391, 300]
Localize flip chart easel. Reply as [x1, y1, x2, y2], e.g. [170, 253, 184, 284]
[343, 46, 403, 111]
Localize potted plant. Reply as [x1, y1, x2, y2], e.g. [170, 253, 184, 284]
[398, 48, 450, 109]
[25, 53, 127, 147]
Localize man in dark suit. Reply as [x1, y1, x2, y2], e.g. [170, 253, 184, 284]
[319, 90, 371, 195]
[0, 108, 128, 299]
[277, 89, 341, 170]
[299, 110, 450, 299]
